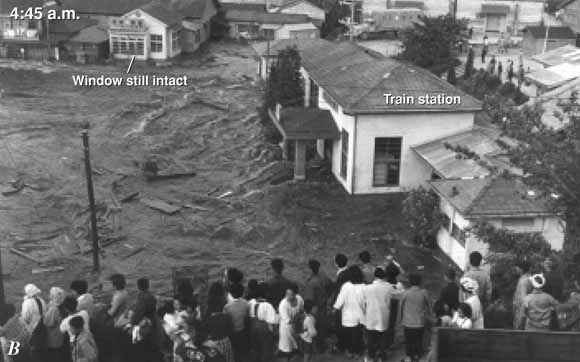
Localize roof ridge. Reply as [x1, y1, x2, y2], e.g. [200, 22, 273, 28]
[350, 63, 405, 108]
[463, 177, 493, 215]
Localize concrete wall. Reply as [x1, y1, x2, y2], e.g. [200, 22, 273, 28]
[353, 112, 474, 194]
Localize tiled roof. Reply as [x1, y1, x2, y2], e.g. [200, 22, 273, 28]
[68, 24, 108, 43]
[141, 1, 182, 25]
[276, 0, 323, 11]
[430, 177, 553, 217]
[275, 107, 339, 139]
[412, 126, 520, 179]
[225, 10, 310, 24]
[532, 44, 580, 67]
[299, 41, 481, 114]
[49, 18, 99, 41]
[221, 3, 267, 12]
[524, 26, 576, 40]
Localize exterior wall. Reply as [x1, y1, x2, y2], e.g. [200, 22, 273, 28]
[274, 24, 318, 39]
[437, 197, 473, 270]
[353, 112, 474, 194]
[276, 2, 326, 21]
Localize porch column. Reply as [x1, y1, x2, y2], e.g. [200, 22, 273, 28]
[304, 76, 311, 107]
[281, 139, 289, 160]
[316, 139, 325, 160]
[294, 140, 306, 181]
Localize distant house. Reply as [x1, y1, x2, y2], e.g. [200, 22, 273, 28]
[225, 10, 318, 40]
[430, 177, 564, 270]
[0, 0, 46, 58]
[65, 25, 109, 63]
[108, 0, 216, 60]
[557, 0, 580, 43]
[522, 25, 576, 55]
[269, 0, 325, 24]
[255, 39, 482, 193]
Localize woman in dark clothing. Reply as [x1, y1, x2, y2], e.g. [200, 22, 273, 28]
[205, 282, 234, 362]
[440, 268, 460, 316]
[384, 262, 402, 349]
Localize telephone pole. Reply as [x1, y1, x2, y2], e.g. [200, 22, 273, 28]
[81, 130, 100, 272]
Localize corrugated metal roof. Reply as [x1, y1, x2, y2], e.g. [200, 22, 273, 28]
[430, 177, 553, 217]
[532, 44, 580, 67]
[525, 25, 576, 39]
[141, 2, 182, 25]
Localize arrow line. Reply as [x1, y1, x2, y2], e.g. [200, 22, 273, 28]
[126, 55, 135, 74]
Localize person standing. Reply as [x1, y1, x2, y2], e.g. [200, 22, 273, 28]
[22, 284, 46, 362]
[359, 251, 375, 285]
[507, 60, 514, 82]
[266, 258, 294, 309]
[464, 252, 492, 307]
[517, 63, 525, 88]
[333, 253, 349, 353]
[130, 278, 159, 362]
[69, 316, 98, 362]
[459, 277, 484, 329]
[513, 260, 532, 329]
[522, 274, 559, 331]
[206, 283, 234, 362]
[487, 55, 496, 74]
[399, 273, 431, 362]
[362, 267, 394, 362]
[303, 259, 332, 352]
[333, 266, 365, 358]
[248, 283, 278, 362]
[278, 285, 304, 361]
[299, 300, 317, 362]
[497, 61, 503, 79]
[543, 257, 565, 302]
[439, 268, 460, 316]
[484, 291, 511, 329]
[70, 280, 95, 319]
[0, 304, 31, 362]
[44, 287, 67, 362]
[224, 284, 249, 362]
[384, 263, 404, 350]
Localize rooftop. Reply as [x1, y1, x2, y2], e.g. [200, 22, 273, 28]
[68, 24, 109, 43]
[480, 4, 510, 15]
[526, 62, 580, 89]
[0, 0, 43, 13]
[270, 107, 339, 140]
[225, 9, 311, 24]
[141, 1, 182, 25]
[532, 44, 580, 67]
[430, 177, 553, 218]
[412, 126, 520, 179]
[61, 0, 209, 18]
[252, 38, 330, 56]
[524, 25, 576, 40]
[391, 1, 425, 10]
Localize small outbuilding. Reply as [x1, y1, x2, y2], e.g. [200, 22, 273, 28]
[522, 25, 576, 56]
[66, 25, 110, 63]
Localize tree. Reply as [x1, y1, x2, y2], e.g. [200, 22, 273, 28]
[399, 15, 467, 76]
[209, 0, 229, 40]
[464, 47, 474, 79]
[402, 187, 447, 248]
[271, 46, 304, 107]
[322, 2, 349, 39]
[446, 64, 457, 85]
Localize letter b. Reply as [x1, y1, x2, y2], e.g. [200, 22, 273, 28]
[8, 341, 20, 356]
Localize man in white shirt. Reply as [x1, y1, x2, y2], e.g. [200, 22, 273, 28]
[362, 267, 394, 362]
[333, 266, 365, 357]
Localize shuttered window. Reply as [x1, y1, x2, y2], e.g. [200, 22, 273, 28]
[373, 137, 402, 187]
[340, 130, 349, 179]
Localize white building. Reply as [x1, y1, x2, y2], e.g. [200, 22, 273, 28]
[430, 177, 565, 270]
[269, 0, 326, 23]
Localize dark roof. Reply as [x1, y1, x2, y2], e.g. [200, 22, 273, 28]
[430, 177, 553, 218]
[480, 4, 510, 15]
[225, 10, 311, 24]
[299, 41, 481, 114]
[252, 38, 330, 56]
[68, 24, 108, 43]
[221, 2, 266, 12]
[277, 0, 323, 11]
[141, 1, 182, 25]
[271, 107, 339, 139]
[524, 26, 576, 40]
[555, 0, 576, 10]
[392, 1, 424, 10]
[0, 0, 44, 13]
[49, 18, 98, 41]
[61, 0, 209, 17]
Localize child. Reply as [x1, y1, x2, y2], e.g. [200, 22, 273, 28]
[300, 300, 317, 362]
[452, 303, 473, 329]
[69, 316, 98, 362]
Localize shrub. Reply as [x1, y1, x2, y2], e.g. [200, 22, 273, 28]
[402, 187, 447, 248]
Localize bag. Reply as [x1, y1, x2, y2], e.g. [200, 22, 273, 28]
[29, 298, 47, 349]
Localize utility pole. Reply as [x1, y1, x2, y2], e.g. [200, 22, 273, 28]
[0, 245, 5, 306]
[350, 0, 355, 41]
[81, 130, 100, 272]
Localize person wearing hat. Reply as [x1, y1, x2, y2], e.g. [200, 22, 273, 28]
[521, 274, 559, 331]
[459, 277, 484, 329]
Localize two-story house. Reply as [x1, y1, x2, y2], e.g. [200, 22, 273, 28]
[0, 0, 44, 43]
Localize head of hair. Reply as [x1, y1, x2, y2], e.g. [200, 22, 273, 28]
[288, 283, 299, 295]
[137, 278, 149, 292]
[359, 251, 371, 263]
[158, 299, 174, 317]
[229, 283, 244, 299]
[247, 279, 258, 292]
[110, 274, 126, 290]
[62, 295, 78, 313]
[308, 259, 320, 274]
[226, 268, 244, 284]
[409, 273, 422, 286]
[348, 266, 364, 284]
[469, 252, 482, 267]
[374, 267, 386, 279]
[69, 315, 84, 330]
[334, 254, 347, 268]
[207, 282, 226, 313]
[385, 263, 400, 282]
[70, 280, 88, 295]
[458, 302, 473, 319]
[518, 260, 531, 273]
[271, 258, 284, 274]
[256, 282, 269, 300]
[304, 300, 314, 314]
[208, 282, 225, 299]
[49, 287, 66, 305]
[182, 295, 199, 312]
[177, 279, 194, 299]
[445, 268, 456, 281]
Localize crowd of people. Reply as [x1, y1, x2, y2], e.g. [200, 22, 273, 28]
[0, 250, 572, 362]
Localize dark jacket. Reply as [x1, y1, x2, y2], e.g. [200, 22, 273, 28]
[131, 291, 157, 325]
[266, 275, 293, 309]
[440, 282, 460, 313]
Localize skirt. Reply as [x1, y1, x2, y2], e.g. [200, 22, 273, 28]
[214, 337, 234, 362]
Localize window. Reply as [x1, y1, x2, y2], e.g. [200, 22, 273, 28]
[150, 34, 163, 53]
[451, 222, 466, 246]
[373, 137, 402, 187]
[502, 218, 535, 229]
[442, 214, 451, 231]
[322, 90, 339, 112]
[112, 35, 145, 55]
[309, 81, 319, 108]
[130, 20, 136, 26]
[172, 31, 179, 51]
[340, 129, 349, 179]
[263, 29, 275, 40]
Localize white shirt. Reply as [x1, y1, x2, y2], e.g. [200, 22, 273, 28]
[452, 314, 473, 329]
[21, 296, 46, 333]
[59, 310, 91, 342]
[249, 299, 279, 324]
[362, 279, 394, 331]
[465, 295, 484, 329]
[300, 314, 317, 343]
[333, 282, 365, 327]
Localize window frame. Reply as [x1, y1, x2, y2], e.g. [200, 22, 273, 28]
[150, 34, 163, 53]
[372, 137, 402, 187]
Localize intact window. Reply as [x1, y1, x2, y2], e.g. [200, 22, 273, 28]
[451, 222, 466, 246]
[150, 34, 163, 53]
[373, 137, 402, 187]
[340, 129, 349, 179]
